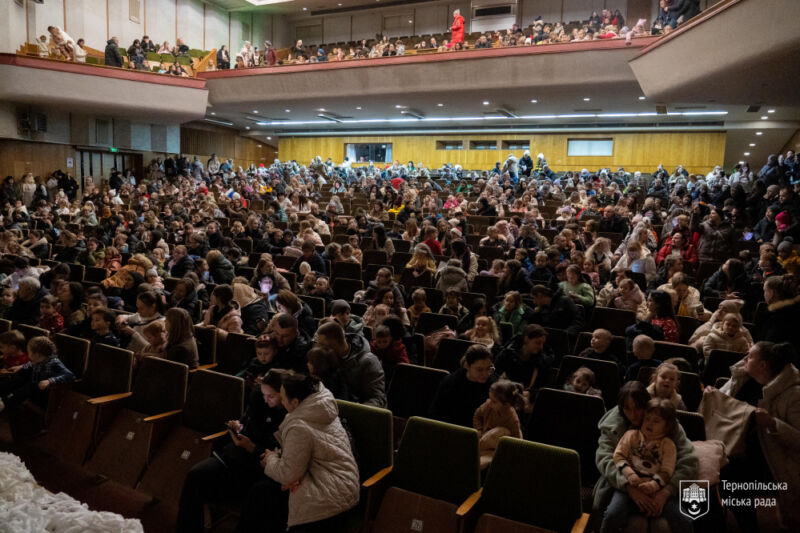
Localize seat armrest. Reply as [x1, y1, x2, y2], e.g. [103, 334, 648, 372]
[191, 363, 218, 372]
[201, 430, 229, 442]
[456, 489, 483, 517]
[87, 392, 133, 405]
[143, 409, 183, 423]
[571, 513, 590, 533]
[362, 466, 393, 530]
[362, 466, 392, 489]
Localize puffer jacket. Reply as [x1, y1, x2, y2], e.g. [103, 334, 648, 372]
[264, 386, 360, 527]
[340, 333, 386, 407]
[691, 215, 735, 263]
[722, 361, 800, 527]
[435, 264, 468, 293]
[760, 295, 800, 346]
[101, 256, 151, 289]
[701, 323, 751, 358]
[201, 305, 243, 336]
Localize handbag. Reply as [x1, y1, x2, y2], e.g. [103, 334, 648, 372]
[698, 388, 755, 459]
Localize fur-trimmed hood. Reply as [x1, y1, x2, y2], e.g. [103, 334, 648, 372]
[767, 294, 800, 312]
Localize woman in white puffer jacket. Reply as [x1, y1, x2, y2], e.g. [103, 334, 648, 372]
[262, 374, 360, 531]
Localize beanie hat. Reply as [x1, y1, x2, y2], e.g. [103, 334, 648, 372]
[330, 299, 350, 315]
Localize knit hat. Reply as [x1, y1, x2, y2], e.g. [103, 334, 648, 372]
[233, 283, 261, 309]
[414, 243, 434, 259]
[775, 211, 791, 233]
[146, 268, 158, 278]
[330, 300, 350, 315]
[777, 238, 794, 253]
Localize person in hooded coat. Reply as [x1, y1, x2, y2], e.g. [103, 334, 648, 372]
[200, 284, 243, 340]
[436, 259, 469, 293]
[450, 9, 465, 45]
[234, 282, 270, 336]
[207, 250, 235, 285]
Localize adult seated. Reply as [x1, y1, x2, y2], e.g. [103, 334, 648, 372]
[654, 231, 697, 266]
[314, 321, 386, 407]
[268, 313, 311, 374]
[760, 275, 800, 347]
[494, 324, 554, 391]
[250, 253, 291, 299]
[702, 258, 748, 300]
[714, 342, 800, 530]
[429, 344, 496, 428]
[199, 284, 243, 340]
[275, 290, 316, 339]
[233, 282, 270, 337]
[7, 276, 46, 325]
[529, 284, 584, 337]
[594, 382, 697, 533]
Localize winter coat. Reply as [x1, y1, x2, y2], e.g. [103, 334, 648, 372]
[208, 256, 235, 285]
[721, 361, 800, 526]
[702, 269, 749, 299]
[592, 407, 698, 513]
[759, 295, 800, 346]
[429, 368, 495, 428]
[655, 241, 698, 265]
[701, 322, 751, 358]
[435, 264, 468, 293]
[263, 386, 360, 527]
[7, 287, 46, 325]
[614, 288, 648, 321]
[340, 333, 386, 407]
[529, 288, 584, 337]
[495, 335, 554, 390]
[104, 39, 123, 67]
[102, 258, 149, 289]
[451, 14, 465, 44]
[559, 281, 595, 307]
[691, 215, 735, 263]
[201, 305, 243, 335]
[240, 298, 270, 336]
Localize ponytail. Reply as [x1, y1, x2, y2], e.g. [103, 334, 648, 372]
[490, 379, 525, 411]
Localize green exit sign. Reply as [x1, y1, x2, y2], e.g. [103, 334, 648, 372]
[109, 147, 118, 153]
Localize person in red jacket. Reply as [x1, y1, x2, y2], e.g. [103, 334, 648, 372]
[654, 231, 698, 266]
[450, 9, 465, 46]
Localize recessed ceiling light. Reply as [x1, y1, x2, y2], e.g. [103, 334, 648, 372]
[761, 116, 768, 120]
[253, 110, 259, 113]
[638, 96, 646, 100]
[318, 108, 326, 112]
[744, 152, 750, 156]
[356, 106, 361, 110]
[285, 109, 291, 112]
[267, 136, 272, 140]
[756, 131, 763, 135]
[530, 99, 537, 103]
[437, 103, 444, 107]
[209, 112, 216, 115]
[257, 145, 262, 147]
[739, 161, 745, 164]
[749, 143, 756, 147]
[302, 7, 307, 11]
[583, 97, 591, 101]
[395, 105, 403, 108]
[245, 126, 250, 130]
[338, 2, 342, 5]
[483, 101, 490, 105]
[767, 109, 775, 113]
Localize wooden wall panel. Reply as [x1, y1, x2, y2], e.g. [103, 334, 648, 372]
[780, 129, 800, 155]
[278, 132, 726, 174]
[0, 140, 77, 181]
[180, 125, 277, 169]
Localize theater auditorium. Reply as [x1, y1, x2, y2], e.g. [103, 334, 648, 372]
[0, 0, 799, 532]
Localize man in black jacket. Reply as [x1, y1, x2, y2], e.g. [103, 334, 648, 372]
[270, 313, 310, 373]
[169, 245, 195, 278]
[529, 285, 584, 337]
[104, 37, 123, 68]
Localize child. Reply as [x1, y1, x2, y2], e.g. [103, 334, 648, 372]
[0, 330, 30, 370]
[438, 288, 468, 319]
[0, 336, 75, 412]
[647, 362, 686, 410]
[603, 399, 679, 533]
[237, 336, 279, 387]
[624, 334, 661, 382]
[0, 287, 14, 318]
[370, 325, 409, 381]
[38, 294, 64, 334]
[613, 278, 646, 319]
[529, 251, 556, 287]
[582, 258, 601, 289]
[89, 309, 120, 347]
[563, 366, 603, 398]
[306, 346, 348, 400]
[141, 320, 167, 356]
[146, 268, 165, 290]
[37, 35, 50, 58]
[473, 380, 524, 469]
[700, 312, 751, 361]
[479, 259, 505, 277]
[407, 288, 431, 328]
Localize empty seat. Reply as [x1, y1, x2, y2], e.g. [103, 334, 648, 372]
[337, 400, 393, 483]
[84, 266, 108, 283]
[387, 364, 449, 422]
[332, 261, 362, 281]
[702, 349, 745, 385]
[415, 312, 457, 336]
[432, 338, 476, 371]
[362, 250, 388, 266]
[194, 326, 217, 370]
[333, 278, 364, 302]
[85, 356, 188, 486]
[299, 295, 326, 318]
[463, 438, 589, 533]
[555, 356, 621, 410]
[53, 333, 90, 379]
[653, 341, 700, 368]
[139, 370, 245, 503]
[589, 307, 636, 337]
[525, 388, 605, 487]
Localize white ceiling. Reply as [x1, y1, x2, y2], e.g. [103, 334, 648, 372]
[206, 0, 433, 14]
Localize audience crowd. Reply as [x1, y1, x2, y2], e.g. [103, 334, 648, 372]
[1, 139, 799, 533]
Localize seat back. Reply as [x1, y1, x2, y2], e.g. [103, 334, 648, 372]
[216, 332, 253, 375]
[372, 487, 460, 533]
[543, 327, 570, 363]
[182, 370, 245, 434]
[83, 344, 134, 397]
[475, 514, 550, 533]
[299, 295, 326, 318]
[387, 364, 449, 419]
[53, 333, 90, 379]
[703, 349, 745, 385]
[677, 410, 706, 441]
[127, 356, 188, 415]
[589, 307, 636, 336]
[555, 356, 620, 409]
[415, 312, 457, 335]
[394, 416, 480, 504]
[526, 388, 605, 485]
[332, 261, 362, 281]
[332, 278, 363, 301]
[194, 326, 217, 367]
[337, 400, 393, 482]
[675, 316, 702, 345]
[573, 332, 627, 361]
[482, 438, 583, 533]
[0, 318, 10, 332]
[16, 323, 49, 340]
[653, 341, 699, 368]
[636, 368, 703, 411]
[432, 338, 476, 372]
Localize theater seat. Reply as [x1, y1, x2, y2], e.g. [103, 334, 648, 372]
[432, 338, 476, 371]
[415, 312, 457, 335]
[387, 363, 449, 443]
[555, 356, 620, 409]
[139, 370, 244, 503]
[85, 357, 188, 487]
[364, 417, 481, 533]
[462, 438, 589, 533]
[702, 349, 745, 386]
[588, 307, 636, 337]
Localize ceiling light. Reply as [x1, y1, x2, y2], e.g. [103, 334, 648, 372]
[749, 143, 756, 147]
[267, 136, 272, 140]
[302, 7, 307, 11]
[756, 131, 763, 135]
[245, 126, 250, 130]
[583, 97, 591, 101]
[245, 0, 293, 5]
[400, 109, 425, 120]
[768, 109, 775, 113]
[317, 113, 343, 123]
[483, 101, 490, 105]
[744, 152, 750, 156]
[338, 2, 342, 5]
[204, 118, 233, 126]
[395, 105, 403, 108]
[356, 106, 361, 110]
[739, 161, 745, 164]
[257, 145, 262, 147]
[209, 112, 216, 115]
[530, 99, 537, 103]
[252, 110, 259, 113]
[285, 109, 290, 112]
[437, 103, 444, 107]
[761, 116, 768, 120]
[638, 96, 646, 100]
[318, 108, 326, 112]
